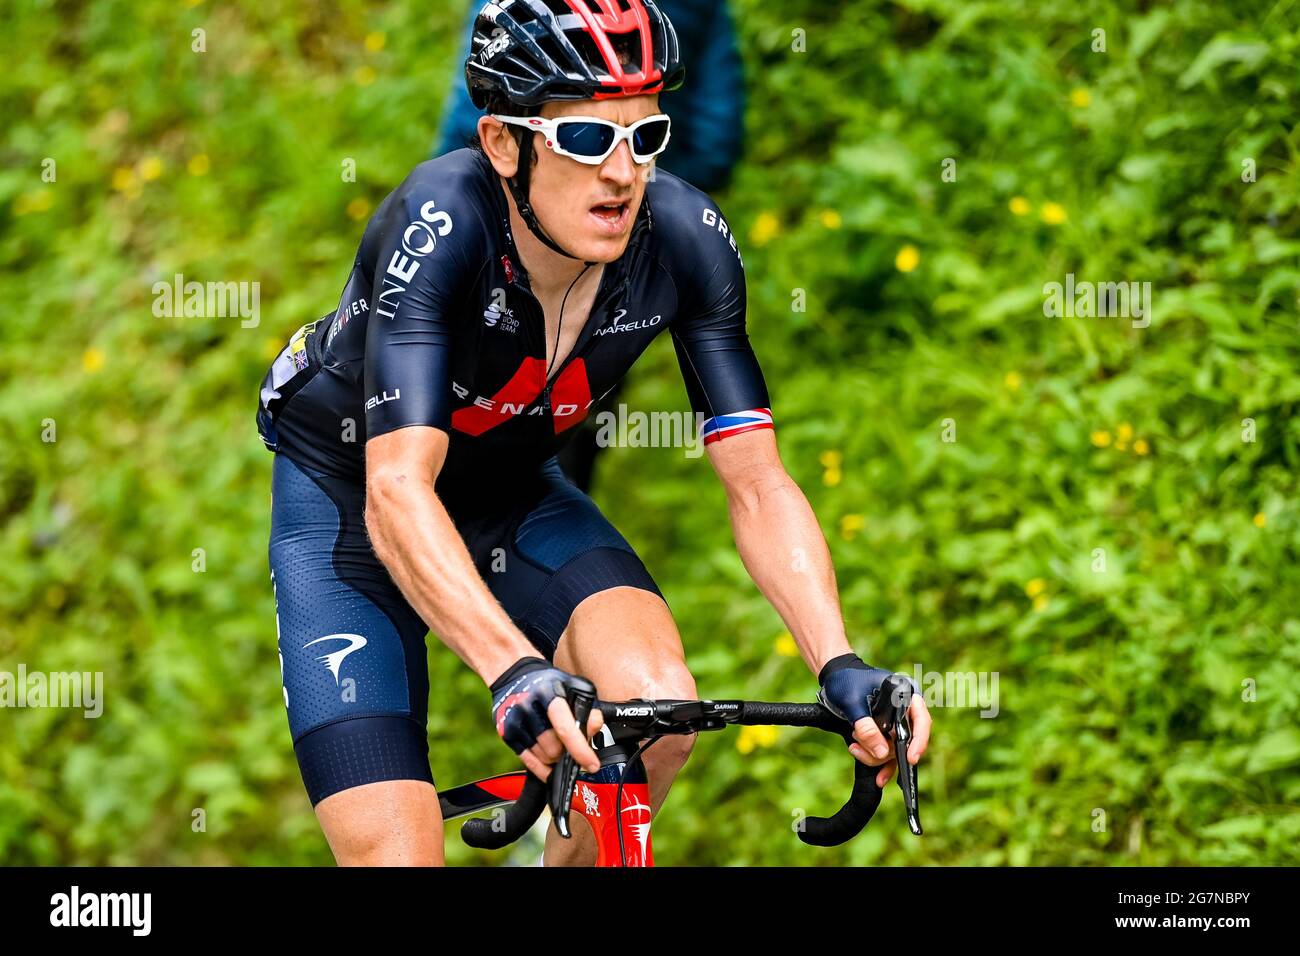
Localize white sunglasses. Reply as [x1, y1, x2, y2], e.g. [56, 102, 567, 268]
[491, 113, 673, 166]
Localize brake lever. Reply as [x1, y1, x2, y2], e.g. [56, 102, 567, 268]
[876, 675, 922, 836]
[895, 708, 922, 835]
[550, 677, 597, 839]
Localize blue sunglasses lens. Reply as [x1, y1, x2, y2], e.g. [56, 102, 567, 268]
[632, 119, 670, 156]
[556, 122, 616, 158]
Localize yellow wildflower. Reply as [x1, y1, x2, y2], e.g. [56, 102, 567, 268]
[774, 632, 798, 657]
[13, 190, 54, 216]
[819, 209, 842, 230]
[1008, 196, 1031, 216]
[138, 156, 164, 181]
[895, 244, 920, 273]
[750, 212, 780, 246]
[1133, 439, 1150, 456]
[1040, 202, 1067, 225]
[737, 724, 779, 754]
[1025, 578, 1047, 598]
[354, 65, 378, 86]
[364, 31, 387, 53]
[188, 154, 210, 176]
[823, 468, 842, 487]
[111, 166, 136, 192]
[1090, 430, 1112, 448]
[1004, 371, 1022, 391]
[840, 514, 865, 540]
[1253, 512, 1267, 528]
[347, 197, 372, 221]
[1070, 88, 1091, 108]
[83, 348, 106, 373]
[1117, 423, 1134, 442]
[1033, 594, 1050, 613]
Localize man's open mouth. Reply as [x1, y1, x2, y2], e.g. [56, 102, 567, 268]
[589, 200, 630, 231]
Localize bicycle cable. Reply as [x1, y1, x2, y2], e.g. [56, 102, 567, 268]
[615, 735, 664, 867]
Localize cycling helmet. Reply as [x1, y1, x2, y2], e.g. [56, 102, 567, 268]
[465, 0, 685, 259]
[467, 0, 684, 109]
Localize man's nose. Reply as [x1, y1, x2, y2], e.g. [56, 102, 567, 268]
[599, 141, 639, 186]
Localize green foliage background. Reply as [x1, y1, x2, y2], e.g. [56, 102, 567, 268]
[2, 0, 1298, 865]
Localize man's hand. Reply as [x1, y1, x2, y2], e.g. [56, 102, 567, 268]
[817, 653, 932, 787]
[489, 657, 606, 780]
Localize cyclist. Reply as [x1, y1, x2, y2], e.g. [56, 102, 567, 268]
[257, 0, 931, 866]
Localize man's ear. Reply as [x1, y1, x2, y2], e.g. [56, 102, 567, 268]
[477, 115, 520, 179]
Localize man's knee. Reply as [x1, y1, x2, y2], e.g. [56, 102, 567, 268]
[633, 658, 698, 702]
[643, 727, 696, 774]
[315, 779, 444, 866]
[633, 664, 699, 770]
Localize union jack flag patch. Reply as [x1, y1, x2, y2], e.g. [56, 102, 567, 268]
[700, 408, 774, 445]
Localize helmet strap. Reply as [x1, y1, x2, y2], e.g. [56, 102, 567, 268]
[506, 129, 596, 266]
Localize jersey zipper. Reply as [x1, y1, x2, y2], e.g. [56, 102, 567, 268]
[515, 268, 629, 417]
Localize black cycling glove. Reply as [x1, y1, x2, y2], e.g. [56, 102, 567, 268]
[490, 656, 585, 755]
[817, 653, 906, 725]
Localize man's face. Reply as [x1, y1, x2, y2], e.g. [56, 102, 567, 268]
[524, 94, 662, 263]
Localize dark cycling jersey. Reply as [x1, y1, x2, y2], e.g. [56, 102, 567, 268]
[256, 147, 772, 500]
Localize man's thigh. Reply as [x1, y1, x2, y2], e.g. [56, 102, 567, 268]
[270, 454, 434, 805]
[553, 587, 696, 701]
[464, 458, 667, 662]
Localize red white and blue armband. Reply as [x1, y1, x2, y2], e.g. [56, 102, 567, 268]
[700, 408, 774, 445]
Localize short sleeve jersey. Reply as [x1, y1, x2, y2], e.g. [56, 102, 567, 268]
[257, 148, 772, 502]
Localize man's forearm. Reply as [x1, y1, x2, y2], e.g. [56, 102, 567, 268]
[365, 474, 535, 684]
[726, 471, 854, 675]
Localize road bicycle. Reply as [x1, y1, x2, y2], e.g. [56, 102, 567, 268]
[438, 673, 923, 866]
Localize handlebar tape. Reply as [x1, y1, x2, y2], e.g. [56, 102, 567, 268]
[460, 771, 548, 850]
[736, 701, 844, 733]
[737, 701, 885, 847]
[797, 755, 884, 846]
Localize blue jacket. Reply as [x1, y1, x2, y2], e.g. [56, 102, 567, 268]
[434, 0, 745, 192]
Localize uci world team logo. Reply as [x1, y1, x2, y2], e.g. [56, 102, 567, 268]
[484, 304, 518, 332]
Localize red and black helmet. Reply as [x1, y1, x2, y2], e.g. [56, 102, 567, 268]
[466, 0, 686, 110]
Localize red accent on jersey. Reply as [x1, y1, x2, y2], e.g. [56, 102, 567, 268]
[548, 359, 593, 434]
[451, 358, 547, 436]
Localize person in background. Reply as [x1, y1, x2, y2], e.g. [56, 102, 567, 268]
[434, 0, 748, 491]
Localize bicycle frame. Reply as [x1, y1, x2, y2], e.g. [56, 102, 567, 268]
[439, 724, 657, 866]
